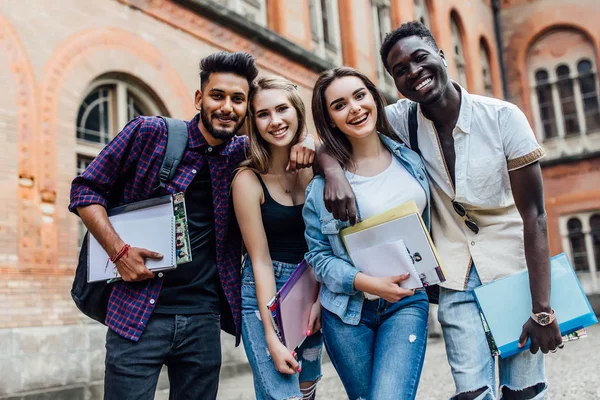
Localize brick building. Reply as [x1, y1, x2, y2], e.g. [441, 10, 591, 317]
[0, 0, 598, 398]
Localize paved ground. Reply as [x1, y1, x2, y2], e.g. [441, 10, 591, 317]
[216, 323, 600, 400]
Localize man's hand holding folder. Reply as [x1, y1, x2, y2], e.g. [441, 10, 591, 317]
[112, 245, 164, 282]
[78, 204, 164, 282]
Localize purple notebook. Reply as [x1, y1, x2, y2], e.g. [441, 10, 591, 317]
[269, 260, 320, 351]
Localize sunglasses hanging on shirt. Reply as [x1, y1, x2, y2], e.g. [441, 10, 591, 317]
[452, 201, 480, 234]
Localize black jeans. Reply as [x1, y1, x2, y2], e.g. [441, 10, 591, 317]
[104, 313, 222, 400]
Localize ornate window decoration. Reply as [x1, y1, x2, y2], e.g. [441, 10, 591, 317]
[526, 29, 600, 149]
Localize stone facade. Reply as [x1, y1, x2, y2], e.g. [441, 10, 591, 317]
[0, 0, 598, 397]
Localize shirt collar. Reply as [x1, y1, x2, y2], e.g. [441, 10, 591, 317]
[416, 81, 473, 134]
[455, 83, 472, 134]
[187, 113, 235, 156]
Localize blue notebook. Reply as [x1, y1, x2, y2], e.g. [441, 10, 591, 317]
[474, 253, 597, 359]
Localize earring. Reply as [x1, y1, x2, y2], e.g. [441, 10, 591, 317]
[442, 59, 448, 67]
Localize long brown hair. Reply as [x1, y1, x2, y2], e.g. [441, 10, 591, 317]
[311, 66, 395, 169]
[239, 76, 307, 174]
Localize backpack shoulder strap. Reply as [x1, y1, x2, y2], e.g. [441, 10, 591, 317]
[155, 117, 189, 190]
[408, 102, 421, 157]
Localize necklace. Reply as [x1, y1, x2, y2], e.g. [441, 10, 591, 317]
[275, 172, 299, 194]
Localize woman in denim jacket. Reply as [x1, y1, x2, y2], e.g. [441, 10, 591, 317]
[303, 67, 430, 400]
[232, 76, 322, 400]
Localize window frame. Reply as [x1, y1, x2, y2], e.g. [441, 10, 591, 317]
[559, 211, 600, 294]
[309, 0, 342, 64]
[529, 56, 600, 142]
[370, 0, 396, 97]
[450, 14, 468, 89]
[213, 0, 267, 26]
[413, 0, 431, 29]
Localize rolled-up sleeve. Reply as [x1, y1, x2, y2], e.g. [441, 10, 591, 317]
[69, 117, 144, 214]
[303, 181, 359, 295]
[501, 105, 546, 171]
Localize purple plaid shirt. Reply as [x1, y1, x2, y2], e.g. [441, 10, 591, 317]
[69, 115, 247, 343]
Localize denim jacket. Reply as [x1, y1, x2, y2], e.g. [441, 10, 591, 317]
[303, 134, 431, 325]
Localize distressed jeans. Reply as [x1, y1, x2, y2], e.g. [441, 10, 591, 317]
[438, 266, 547, 400]
[104, 313, 222, 400]
[241, 257, 323, 400]
[322, 291, 429, 400]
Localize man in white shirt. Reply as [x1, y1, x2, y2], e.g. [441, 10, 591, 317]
[318, 22, 562, 400]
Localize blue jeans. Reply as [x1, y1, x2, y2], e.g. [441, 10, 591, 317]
[322, 291, 429, 400]
[438, 266, 547, 400]
[104, 313, 221, 400]
[241, 257, 323, 400]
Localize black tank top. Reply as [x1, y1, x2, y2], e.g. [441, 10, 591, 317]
[256, 174, 308, 265]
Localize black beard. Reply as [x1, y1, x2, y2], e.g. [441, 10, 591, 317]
[200, 108, 244, 141]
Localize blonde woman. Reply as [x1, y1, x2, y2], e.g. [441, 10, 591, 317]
[232, 77, 322, 400]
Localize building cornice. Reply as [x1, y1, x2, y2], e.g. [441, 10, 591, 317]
[173, 0, 335, 73]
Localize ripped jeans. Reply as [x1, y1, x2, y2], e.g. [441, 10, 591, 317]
[241, 257, 323, 400]
[438, 266, 547, 400]
[322, 291, 429, 400]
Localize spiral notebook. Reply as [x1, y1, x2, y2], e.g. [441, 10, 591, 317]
[87, 193, 191, 282]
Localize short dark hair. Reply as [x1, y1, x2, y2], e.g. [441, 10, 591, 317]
[311, 67, 395, 169]
[199, 52, 259, 90]
[380, 21, 439, 72]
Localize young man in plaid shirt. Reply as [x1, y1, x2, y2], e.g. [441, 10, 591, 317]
[69, 52, 314, 399]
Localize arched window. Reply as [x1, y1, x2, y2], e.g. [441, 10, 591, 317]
[526, 28, 600, 144]
[567, 217, 589, 272]
[450, 14, 467, 88]
[578, 59, 600, 132]
[413, 0, 430, 28]
[556, 64, 580, 136]
[76, 80, 164, 147]
[591, 214, 600, 273]
[479, 41, 493, 97]
[75, 77, 167, 242]
[534, 69, 557, 139]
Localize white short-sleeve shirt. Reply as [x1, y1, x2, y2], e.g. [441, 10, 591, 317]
[385, 85, 545, 290]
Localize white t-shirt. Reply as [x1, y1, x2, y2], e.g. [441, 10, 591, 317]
[345, 155, 427, 220]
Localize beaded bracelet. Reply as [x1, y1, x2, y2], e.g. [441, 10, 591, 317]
[111, 244, 131, 263]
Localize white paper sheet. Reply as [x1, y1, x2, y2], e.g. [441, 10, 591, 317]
[88, 213, 176, 282]
[350, 240, 422, 289]
[343, 213, 444, 286]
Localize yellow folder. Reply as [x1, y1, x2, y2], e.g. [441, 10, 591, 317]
[341, 200, 446, 283]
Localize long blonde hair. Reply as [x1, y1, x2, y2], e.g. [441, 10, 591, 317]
[239, 76, 307, 174]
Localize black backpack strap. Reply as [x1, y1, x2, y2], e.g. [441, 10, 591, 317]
[154, 117, 189, 191]
[408, 102, 421, 157]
